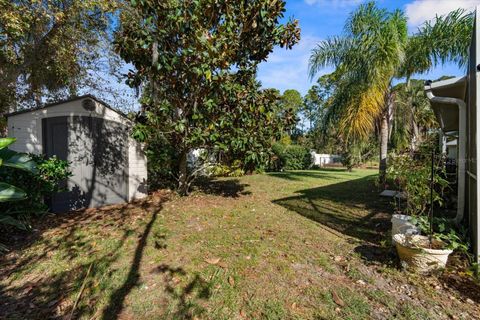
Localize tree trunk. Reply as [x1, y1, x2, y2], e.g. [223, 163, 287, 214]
[178, 149, 189, 196]
[410, 120, 420, 152]
[379, 111, 388, 185]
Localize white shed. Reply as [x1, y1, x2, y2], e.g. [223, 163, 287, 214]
[6, 95, 148, 212]
[310, 151, 341, 167]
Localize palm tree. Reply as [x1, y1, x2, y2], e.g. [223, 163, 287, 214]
[309, 2, 407, 181]
[391, 80, 438, 152]
[309, 2, 473, 181]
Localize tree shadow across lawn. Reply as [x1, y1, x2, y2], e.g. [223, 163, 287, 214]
[192, 177, 251, 198]
[150, 264, 213, 319]
[267, 168, 348, 182]
[101, 204, 161, 320]
[273, 174, 392, 245]
[0, 192, 170, 320]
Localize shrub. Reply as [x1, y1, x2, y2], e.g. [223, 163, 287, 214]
[270, 143, 311, 171]
[341, 149, 358, 172]
[208, 160, 245, 177]
[0, 154, 71, 230]
[387, 151, 448, 216]
[143, 135, 179, 190]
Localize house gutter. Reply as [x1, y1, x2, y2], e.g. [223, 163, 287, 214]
[424, 90, 466, 224]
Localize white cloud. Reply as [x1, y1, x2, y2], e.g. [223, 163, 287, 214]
[405, 0, 480, 27]
[257, 35, 330, 95]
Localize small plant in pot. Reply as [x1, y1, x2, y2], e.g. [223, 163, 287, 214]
[387, 145, 449, 244]
[393, 147, 454, 273]
[394, 217, 468, 273]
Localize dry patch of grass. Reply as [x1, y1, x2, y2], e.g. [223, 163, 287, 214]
[1, 169, 479, 319]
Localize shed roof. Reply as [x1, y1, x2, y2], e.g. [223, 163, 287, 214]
[5, 94, 130, 119]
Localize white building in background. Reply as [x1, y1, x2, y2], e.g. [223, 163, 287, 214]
[446, 139, 458, 160]
[310, 151, 341, 167]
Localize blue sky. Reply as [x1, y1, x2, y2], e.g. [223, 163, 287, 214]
[100, 0, 480, 111]
[257, 0, 480, 95]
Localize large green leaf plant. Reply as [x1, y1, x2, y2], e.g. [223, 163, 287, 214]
[0, 137, 36, 229]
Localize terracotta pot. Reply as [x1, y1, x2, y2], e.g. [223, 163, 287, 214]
[393, 234, 452, 273]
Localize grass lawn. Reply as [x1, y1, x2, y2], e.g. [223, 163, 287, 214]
[1, 169, 479, 319]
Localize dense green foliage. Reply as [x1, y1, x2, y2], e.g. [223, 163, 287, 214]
[390, 79, 438, 152]
[270, 143, 311, 171]
[387, 137, 449, 216]
[281, 89, 303, 115]
[308, 1, 473, 180]
[302, 76, 330, 130]
[0, 138, 36, 203]
[207, 160, 245, 178]
[115, 0, 300, 194]
[0, 0, 120, 114]
[0, 153, 71, 230]
[340, 138, 377, 172]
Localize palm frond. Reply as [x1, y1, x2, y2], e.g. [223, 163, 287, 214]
[308, 37, 353, 79]
[415, 8, 473, 69]
[339, 82, 388, 140]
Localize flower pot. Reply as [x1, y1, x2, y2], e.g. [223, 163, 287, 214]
[391, 214, 420, 243]
[393, 234, 453, 273]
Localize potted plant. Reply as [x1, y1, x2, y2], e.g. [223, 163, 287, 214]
[393, 148, 455, 273]
[395, 215, 470, 272]
[393, 233, 452, 273]
[387, 140, 449, 245]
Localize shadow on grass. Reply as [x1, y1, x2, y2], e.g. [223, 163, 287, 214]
[267, 168, 349, 182]
[0, 190, 216, 319]
[101, 205, 160, 319]
[151, 264, 213, 319]
[0, 193, 171, 319]
[353, 244, 398, 267]
[273, 174, 391, 245]
[192, 177, 251, 198]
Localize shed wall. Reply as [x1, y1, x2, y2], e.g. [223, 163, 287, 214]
[7, 99, 130, 154]
[7, 98, 148, 208]
[128, 137, 148, 201]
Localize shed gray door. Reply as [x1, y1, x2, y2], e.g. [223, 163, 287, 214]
[43, 116, 129, 212]
[42, 117, 69, 212]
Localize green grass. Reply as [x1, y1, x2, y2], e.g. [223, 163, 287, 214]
[0, 169, 476, 319]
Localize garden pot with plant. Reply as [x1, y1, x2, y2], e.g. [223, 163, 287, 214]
[396, 215, 468, 272]
[393, 233, 452, 273]
[386, 151, 442, 245]
[390, 143, 458, 272]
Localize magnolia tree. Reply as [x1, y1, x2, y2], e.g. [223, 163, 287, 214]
[115, 0, 300, 195]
